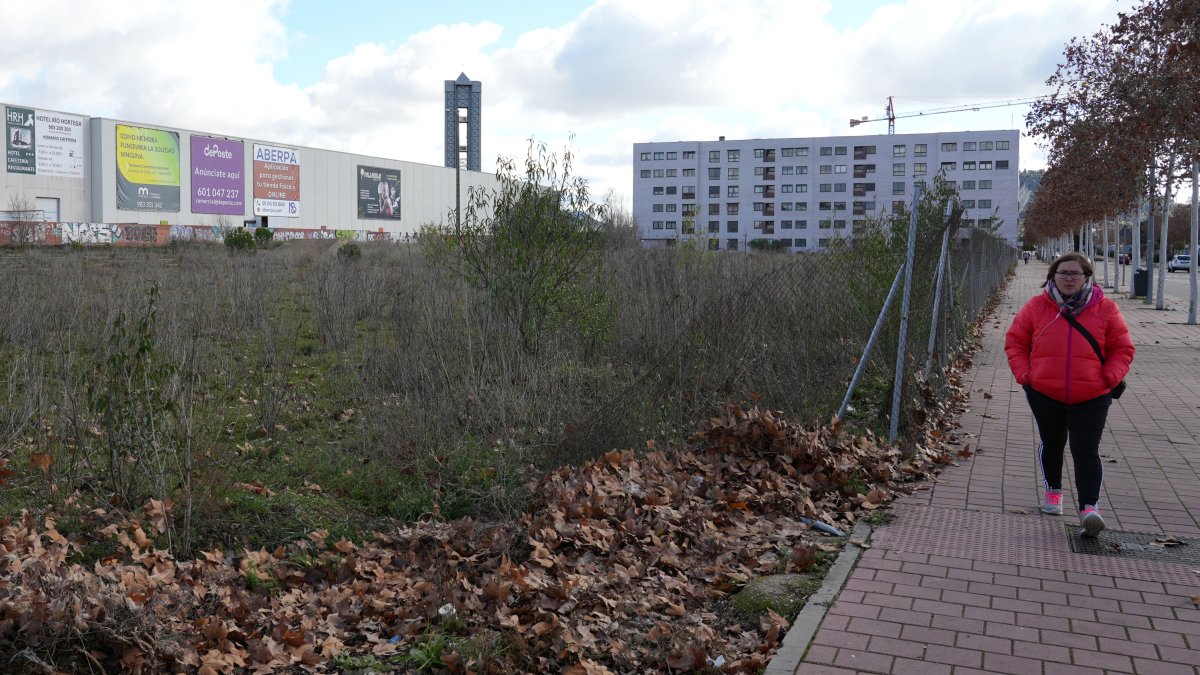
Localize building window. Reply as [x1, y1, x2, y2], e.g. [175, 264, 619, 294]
[996, 141, 1010, 150]
[834, 165, 847, 174]
[914, 163, 927, 175]
[979, 161, 993, 170]
[941, 162, 956, 171]
[708, 186, 720, 198]
[796, 202, 808, 211]
[653, 187, 664, 195]
[754, 148, 765, 159]
[893, 182, 905, 194]
[834, 220, 846, 229]
[914, 144, 927, 157]
[666, 169, 677, 177]
[820, 165, 832, 174]
[683, 150, 696, 159]
[708, 168, 720, 180]
[782, 166, 793, 175]
[834, 183, 847, 193]
[820, 183, 831, 193]
[893, 145, 907, 157]
[753, 202, 764, 212]
[653, 204, 664, 212]
[727, 203, 739, 215]
[979, 141, 994, 151]
[709, 150, 720, 162]
[728, 186, 739, 197]
[893, 163, 905, 176]
[996, 160, 1009, 169]
[892, 200, 906, 211]
[666, 220, 677, 229]
[653, 169, 664, 177]
[666, 152, 677, 160]
[754, 186, 765, 195]
[653, 152, 665, 160]
[782, 184, 793, 193]
[820, 147, 833, 156]
[728, 167, 740, 179]
[683, 168, 695, 176]
[782, 148, 794, 157]
[941, 142, 957, 152]
[796, 184, 808, 193]
[819, 220, 832, 229]
[962, 180, 975, 190]
[797, 220, 808, 229]
[979, 180, 992, 189]
[708, 203, 720, 215]
[963, 161, 976, 171]
[781, 202, 793, 211]
[666, 186, 677, 195]
[961, 200, 976, 208]
[727, 221, 739, 233]
[640, 170, 651, 178]
[666, 204, 677, 212]
[835, 147, 847, 156]
[964, 142, 977, 151]
[796, 147, 809, 157]
[819, 201, 831, 211]
[978, 199, 992, 208]
[640, 152, 651, 161]
[652, 220, 663, 229]
[727, 238, 738, 250]
[708, 220, 720, 233]
[795, 238, 807, 247]
[728, 149, 740, 162]
[796, 166, 808, 175]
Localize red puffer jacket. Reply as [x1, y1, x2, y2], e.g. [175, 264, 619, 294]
[1005, 285, 1135, 404]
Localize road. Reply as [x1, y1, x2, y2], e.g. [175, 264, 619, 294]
[1094, 259, 1200, 306]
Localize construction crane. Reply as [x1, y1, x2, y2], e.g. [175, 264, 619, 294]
[850, 95, 1046, 134]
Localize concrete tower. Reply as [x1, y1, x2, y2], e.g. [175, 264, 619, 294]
[444, 73, 481, 172]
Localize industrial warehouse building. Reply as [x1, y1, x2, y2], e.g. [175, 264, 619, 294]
[0, 100, 498, 245]
[632, 129, 1019, 251]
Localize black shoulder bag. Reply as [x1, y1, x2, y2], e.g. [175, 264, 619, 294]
[1060, 311, 1127, 399]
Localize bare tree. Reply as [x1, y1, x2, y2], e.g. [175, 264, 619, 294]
[4, 193, 44, 245]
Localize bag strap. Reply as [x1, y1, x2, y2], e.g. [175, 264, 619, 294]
[1061, 311, 1105, 364]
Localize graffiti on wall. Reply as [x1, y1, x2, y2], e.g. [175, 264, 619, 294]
[123, 224, 160, 243]
[0, 222, 51, 243]
[60, 223, 122, 244]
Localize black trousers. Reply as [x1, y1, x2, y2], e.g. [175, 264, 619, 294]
[1025, 386, 1112, 511]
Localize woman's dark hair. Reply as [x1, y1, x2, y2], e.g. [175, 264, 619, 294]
[1043, 251, 1095, 287]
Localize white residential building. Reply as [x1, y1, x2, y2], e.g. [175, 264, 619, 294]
[633, 130, 1019, 251]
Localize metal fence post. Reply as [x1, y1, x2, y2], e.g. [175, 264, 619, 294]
[889, 182, 923, 444]
[924, 222, 951, 378]
[837, 265, 905, 421]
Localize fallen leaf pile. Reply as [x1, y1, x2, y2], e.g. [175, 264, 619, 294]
[0, 404, 969, 674]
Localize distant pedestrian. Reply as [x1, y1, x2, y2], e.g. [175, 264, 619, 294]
[1004, 252, 1134, 537]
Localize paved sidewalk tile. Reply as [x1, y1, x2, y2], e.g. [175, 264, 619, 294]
[792, 261, 1200, 675]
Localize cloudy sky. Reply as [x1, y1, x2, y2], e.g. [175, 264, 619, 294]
[0, 0, 1135, 208]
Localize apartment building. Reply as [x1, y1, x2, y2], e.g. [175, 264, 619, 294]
[632, 130, 1019, 251]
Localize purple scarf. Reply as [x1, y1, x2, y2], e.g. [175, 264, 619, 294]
[1046, 277, 1094, 316]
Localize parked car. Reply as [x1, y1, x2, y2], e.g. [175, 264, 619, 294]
[1118, 253, 1131, 264]
[1168, 254, 1192, 272]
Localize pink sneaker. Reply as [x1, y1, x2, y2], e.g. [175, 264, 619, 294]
[1080, 505, 1105, 538]
[1041, 489, 1063, 515]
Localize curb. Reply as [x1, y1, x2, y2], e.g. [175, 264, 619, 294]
[762, 519, 871, 675]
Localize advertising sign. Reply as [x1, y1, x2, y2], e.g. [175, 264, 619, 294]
[356, 165, 401, 220]
[253, 143, 300, 217]
[35, 110, 85, 178]
[6, 106, 35, 175]
[116, 124, 181, 212]
[190, 136, 245, 215]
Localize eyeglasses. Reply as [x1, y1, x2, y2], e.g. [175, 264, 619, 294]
[1055, 271, 1085, 278]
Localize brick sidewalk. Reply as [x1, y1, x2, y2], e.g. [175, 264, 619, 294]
[793, 261, 1200, 674]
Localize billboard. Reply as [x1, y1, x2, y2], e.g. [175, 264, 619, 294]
[35, 110, 85, 178]
[6, 106, 35, 175]
[190, 136, 245, 215]
[116, 124, 181, 212]
[253, 143, 300, 217]
[356, 165, 401, 220]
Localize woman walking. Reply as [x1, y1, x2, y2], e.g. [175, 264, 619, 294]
[1005, 253, 1134, 536]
